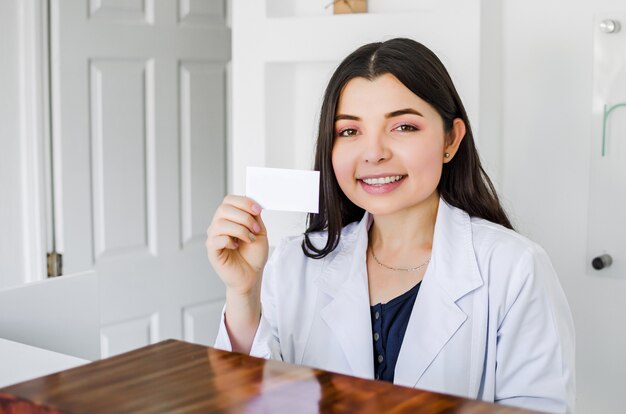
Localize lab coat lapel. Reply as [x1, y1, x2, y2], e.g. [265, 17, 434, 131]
[394, 200, 483, 387]
[317, 213, 374, 379]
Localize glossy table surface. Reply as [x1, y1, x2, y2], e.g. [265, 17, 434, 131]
[0, 340, 538, 414]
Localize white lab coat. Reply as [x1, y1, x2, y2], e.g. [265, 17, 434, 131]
[215, 199, 576, 413]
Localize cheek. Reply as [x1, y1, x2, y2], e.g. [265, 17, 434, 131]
[405, 143, 444, 180]
[331, 145, 354, 187]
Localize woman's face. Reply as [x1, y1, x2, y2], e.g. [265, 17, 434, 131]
[331, 73, 463, 216]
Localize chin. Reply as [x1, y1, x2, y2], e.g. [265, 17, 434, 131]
[355, 194, 438, 217]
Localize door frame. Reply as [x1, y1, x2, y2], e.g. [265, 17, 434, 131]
[18, 0, 53, 283]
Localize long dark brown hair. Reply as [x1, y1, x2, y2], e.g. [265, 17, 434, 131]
[302, 38, 513, 259]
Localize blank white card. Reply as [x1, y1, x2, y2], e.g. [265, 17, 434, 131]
[246, 167, 320, 213]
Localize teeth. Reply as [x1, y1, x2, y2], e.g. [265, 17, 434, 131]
[362, 175, 403, 185]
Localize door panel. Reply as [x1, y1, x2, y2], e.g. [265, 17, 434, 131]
[179, 62, 226, 248]
[51, 0, 230, 357]
[90, 59, 155, 259]
[182, 299, 224, 346]
[89, 0, 154, 23]
[179, 0, 225, 26]
[100, 313, 160, 358]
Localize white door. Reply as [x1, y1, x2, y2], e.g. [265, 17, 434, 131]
[50, 0, 230, 357]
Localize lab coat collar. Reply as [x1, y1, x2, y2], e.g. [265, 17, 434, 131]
[425, 197, 484, 301]
[316, 198, 483, 384]
[317, 210, 373, 378]
[394, 198, 483, 388]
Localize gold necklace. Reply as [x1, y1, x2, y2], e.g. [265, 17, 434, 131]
[369, 247, 430, 272]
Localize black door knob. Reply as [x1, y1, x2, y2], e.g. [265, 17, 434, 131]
[592, 254, 613, 270]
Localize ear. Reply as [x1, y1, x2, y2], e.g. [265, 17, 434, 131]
[443, 118, 466, 163]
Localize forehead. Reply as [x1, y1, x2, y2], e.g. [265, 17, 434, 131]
[336, 73, 435, 117]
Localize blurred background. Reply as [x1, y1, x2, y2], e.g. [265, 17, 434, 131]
[0, 0, 625, 412]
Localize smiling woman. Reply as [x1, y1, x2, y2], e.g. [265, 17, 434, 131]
[332, 74, 460, 216]
[305, 39, 512, 260]
[208, 38, 575, 414]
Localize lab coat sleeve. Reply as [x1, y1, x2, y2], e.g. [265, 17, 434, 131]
[494, 245, 576, 413]
[213, 240, 285, 361]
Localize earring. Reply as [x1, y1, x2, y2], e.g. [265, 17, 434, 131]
[444, 153, 451, 158]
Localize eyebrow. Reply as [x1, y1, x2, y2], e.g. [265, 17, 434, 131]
[385, 108, 424, 118]
[335, 114, 361, 121]
[335, 108, 424, 122]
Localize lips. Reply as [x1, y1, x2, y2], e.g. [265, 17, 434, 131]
[357, 174, 407, 194]
[360, 175, 404, 185]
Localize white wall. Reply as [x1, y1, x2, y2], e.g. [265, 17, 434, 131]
[501, 1, 626, 412]
[0, 0, 28, 289]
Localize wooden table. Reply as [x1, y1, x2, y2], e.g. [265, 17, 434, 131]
[0, 340, 537, 414]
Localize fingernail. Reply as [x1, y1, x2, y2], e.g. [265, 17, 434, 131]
[249, 233, 256, 242]
[251, 203, 262, 214]
[252, 222, 261, 233]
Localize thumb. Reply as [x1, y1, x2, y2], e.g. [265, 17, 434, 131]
[254, 211, 268, 237]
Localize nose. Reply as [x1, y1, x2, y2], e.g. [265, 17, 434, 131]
[363, 133, 391, 164]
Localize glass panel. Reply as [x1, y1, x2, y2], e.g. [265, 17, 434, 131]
[587, 14, 626, 279]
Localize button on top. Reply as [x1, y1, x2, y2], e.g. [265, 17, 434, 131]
[369, 280, 422, 384]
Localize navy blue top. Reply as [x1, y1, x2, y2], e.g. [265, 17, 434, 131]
[370, 281, 421, 383]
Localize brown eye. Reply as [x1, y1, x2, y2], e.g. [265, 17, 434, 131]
[338, 128, 358, 137]
[394, 124, 418, 132]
